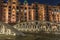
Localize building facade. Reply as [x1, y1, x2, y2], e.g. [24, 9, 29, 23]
[0, 0, 3, 21]
[19, 2, 36, 22]
[1, 0, 60, 24]
[2, 2, 8, 23]
[19, 2, 46, 22]
[2, 0, 19, 24]
[48, 6, 60, 23]
[38, 4, 46, 21]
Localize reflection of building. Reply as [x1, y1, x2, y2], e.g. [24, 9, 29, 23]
[1, 0, 60, 24]
[48, 6, 60, 23]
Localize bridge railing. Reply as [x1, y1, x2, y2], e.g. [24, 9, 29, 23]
[0, 21, 25, 36]
[0, 21, 59, 35]
[13, 21, 60, 33]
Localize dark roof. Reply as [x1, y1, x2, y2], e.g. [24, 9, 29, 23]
[57, 3, 60, 6]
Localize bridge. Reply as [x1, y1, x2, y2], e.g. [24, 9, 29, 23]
[13, 21, 60, 34]
[0, 21, 60, 40]
[0, 21, 25, 36]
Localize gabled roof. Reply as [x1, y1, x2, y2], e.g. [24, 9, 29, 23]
[24, 0, 28, 4]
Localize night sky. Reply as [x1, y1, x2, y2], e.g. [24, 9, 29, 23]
[5, 0, 60, 5]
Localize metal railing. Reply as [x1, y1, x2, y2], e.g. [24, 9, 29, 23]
[0, 21, 25, 36]
[13, 21, 60, 34]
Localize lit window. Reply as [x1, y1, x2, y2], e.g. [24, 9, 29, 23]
[16, 10, 19, 12]
[21, 10, 23, 12]
[24, 10, 27, 13]
[58, 10, 60, 12]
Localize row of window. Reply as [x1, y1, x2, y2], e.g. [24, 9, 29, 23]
[9, 6, 19, 9]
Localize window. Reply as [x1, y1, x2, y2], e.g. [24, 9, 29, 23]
[4, 9, 6, 11]
[8, 16, 11, 18]
[29, 14, 31, 17]
[13, 2, 16, 4]
[20, 7, 23, 9]
[9, 9, 11, 11]
[36, 22, 38, 25]
[9, 13, 11, 14]
[29, 7, 31, 9]
[12, 11, 15, 13]
[49, 9, 51, 10]
[58, 10, 60, 12]
[25, 16, 27, 19]
[54, 9, 56, 11]
[13, 6, 15, 9]
[29, 17, 31, 20]
[12, 18, 14, 19]
[16, 13, 19, 15]
[4, 5, 7, 7]
[3, 16, 5, 18]
[24, 13, 27, 15]
[12, 15, 15, 16]
[25, 7, 27, 9]
[16, 10, 19, 12]
[17, 6, 19, 9]
[16, 16, 18, 18]
[9, 6, 11, 8]
[24, 10, 27, 13]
